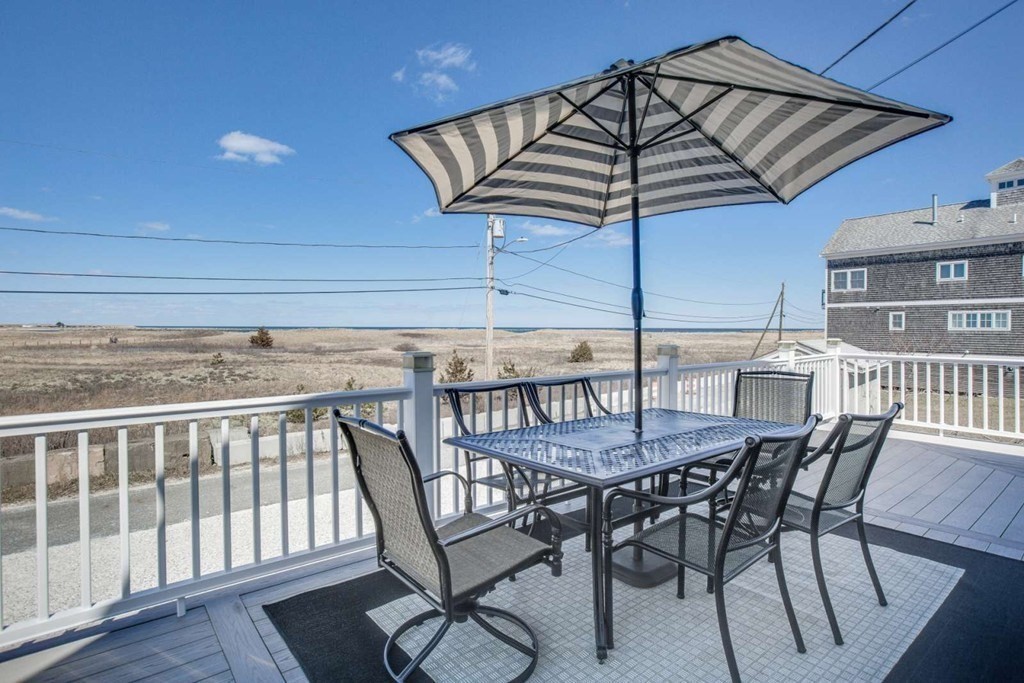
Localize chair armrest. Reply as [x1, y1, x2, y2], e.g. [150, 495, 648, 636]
[603, 443, 753, 521]
[800, 417, 846, 469]
[437, 504, 562, 549]
[423, 469, 471, 495]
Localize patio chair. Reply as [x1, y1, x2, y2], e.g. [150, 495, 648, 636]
[335, 411, 563, 683]
[602, 415, 819, 683]
[523, 376, 611, 423]
[781, 402, 902, 646]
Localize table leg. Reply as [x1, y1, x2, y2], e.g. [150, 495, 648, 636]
[589, 486, 608, 662]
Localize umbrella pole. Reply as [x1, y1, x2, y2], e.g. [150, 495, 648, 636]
[626, 75, 643, 433]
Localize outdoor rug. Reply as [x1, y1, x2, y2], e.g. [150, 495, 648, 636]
[264, 523, 1000, 682]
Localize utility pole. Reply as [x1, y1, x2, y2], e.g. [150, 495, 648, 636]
[485, 214, 500, 380]
[778, 281, 785, 342]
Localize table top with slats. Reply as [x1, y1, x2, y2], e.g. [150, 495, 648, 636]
[444, 408, 792, 487]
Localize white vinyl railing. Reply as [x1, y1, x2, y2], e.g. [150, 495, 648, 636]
[1, 341, 1020, 645]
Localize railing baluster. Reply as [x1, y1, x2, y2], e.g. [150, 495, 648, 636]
[925, 362, 932, 424]
[0, 440, 4, 625]
[278, 413, 289, 556]
[220, 419, 232, 571]
[78, 432, 91, 608]
[875, 363, 882, 414]
[982, 365, 990, 432]
[953, 364, 960, 428]
[887, 363, 893, 413]
[118, 428, 130, 599]
[998, 367, 1005, 433]
[250, 416, 262, 564]
[938, 364, 945, 428]
[968, 365, 975, 430]
[305, 408, 314, 550]
[190, 421, 200, 579]
[35, 435, 49, 618]
[432, 395, 441, 516]
[155, 424, 167, 587]
[911, 362, 918, 422]
[330, 410, 339, 545]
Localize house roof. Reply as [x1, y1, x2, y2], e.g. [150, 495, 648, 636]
[821, 199, 1024, 257]
[986, 157, 1024, 178]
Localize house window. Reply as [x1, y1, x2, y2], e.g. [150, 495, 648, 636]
[832, 268, 866, 291]
[936, 260, 967, 281]
[889, 312, 905, 331]
[1018, 178, 1024, 186]
[1000, 180, 1016, 189]
[948, 310, 1011, 331]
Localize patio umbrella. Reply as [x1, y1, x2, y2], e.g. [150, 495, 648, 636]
[390, 36, 950, 432]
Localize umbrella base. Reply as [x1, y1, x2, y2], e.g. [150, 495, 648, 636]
[610, 547, 676, 588]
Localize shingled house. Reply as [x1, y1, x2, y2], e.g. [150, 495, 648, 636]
[822, 157, 1024, 356]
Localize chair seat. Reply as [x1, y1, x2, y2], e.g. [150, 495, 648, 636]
[628, 512, 771, 582]
[781, 491, 856, 534]
[434, 512, 551, 602]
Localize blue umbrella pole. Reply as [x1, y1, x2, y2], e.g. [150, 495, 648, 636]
[626, 75, 644, 434]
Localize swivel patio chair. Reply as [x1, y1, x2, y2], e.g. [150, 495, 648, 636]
[603, 415, 819, 683]
[781, 402, 902, 646]
[335, 411, 563, 682]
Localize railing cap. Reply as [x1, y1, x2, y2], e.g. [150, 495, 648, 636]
[402, 351, 435, 372]
[656, 344, 679, 357]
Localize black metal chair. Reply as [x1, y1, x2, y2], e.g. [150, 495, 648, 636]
[603, 416, 819, 683]
[335, 411, 563, 683]
[781, 402, 902, 646]
[523, 376, 612, 423]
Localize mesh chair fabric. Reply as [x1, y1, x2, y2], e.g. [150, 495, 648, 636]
[727, 436, 806, 549]
[636, 513, 769, 579]
[734, 371, 812, 425]
[345, 426, 443, 596]
[822, 419, 885, 507]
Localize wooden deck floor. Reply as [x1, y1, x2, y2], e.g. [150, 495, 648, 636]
[2, 431, 1022, 682]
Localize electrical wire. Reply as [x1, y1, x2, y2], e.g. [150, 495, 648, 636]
[0, 269, 483, 284]
[0, 286, 486, 296]
[0, 225, 478, 250]
[869, 0, 1021, 90]
[510, 229, 600, 254]
[819, 0, 917, 75]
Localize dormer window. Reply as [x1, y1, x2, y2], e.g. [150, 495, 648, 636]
[999, 180, 1014, 189]
[937, 260, 967, 281]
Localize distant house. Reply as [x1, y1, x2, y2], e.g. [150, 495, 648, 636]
[821, 158, 1024, 356]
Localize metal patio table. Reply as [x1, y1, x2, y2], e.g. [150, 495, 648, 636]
[443, 407, 792, 661]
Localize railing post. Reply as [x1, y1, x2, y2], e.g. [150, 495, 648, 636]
[403, 350, 436, 481]
[827, 338, 842, 417]
[778, 340, 797, 370]
[657, 344, 680, 410]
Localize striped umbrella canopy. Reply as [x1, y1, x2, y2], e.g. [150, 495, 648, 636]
[391, 36, 950, 431]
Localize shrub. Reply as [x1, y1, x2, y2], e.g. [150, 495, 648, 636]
[286, 384, 328, 423]
[210, 352, 225, 366]
[567, 340, 594, 363]
[393, 342, 418, 352]
[439, 350, 474, 384]
[249, 326, 274, 349]
[497, 359, 537, 380]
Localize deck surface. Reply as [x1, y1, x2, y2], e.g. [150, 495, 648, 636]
[1, 432, 1021, 682]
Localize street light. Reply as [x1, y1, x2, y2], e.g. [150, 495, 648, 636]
[485, 214, 527, 379]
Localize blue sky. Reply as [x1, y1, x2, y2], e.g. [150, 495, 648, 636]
[1, 0, 1021, 329]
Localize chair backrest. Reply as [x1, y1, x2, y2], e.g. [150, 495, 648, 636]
[525, 377, 611, 424]
[815, 403, 902, 511]
[445, 382, 532, 437]
[335, 413, 449, 600]
[722, 416, 819, 555]
[733, 369, 814, 425]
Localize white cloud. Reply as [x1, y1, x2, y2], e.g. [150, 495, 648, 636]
[520, 220, 583, 238]
[416, 43, 475, 71]
[411, 206, 442, 223]
[216, 131, 296, 165]
[0, 206, 54, 222]
[591, 228, 631, 248]
[418, 71, 458, 102]
[138, 221, 170, 232]
[391, 66, 406, 83]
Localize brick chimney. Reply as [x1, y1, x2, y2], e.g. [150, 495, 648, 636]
[985, 157, 1024, 207]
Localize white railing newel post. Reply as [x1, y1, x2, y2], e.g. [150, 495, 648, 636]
[778, 340, 797, 370]
[656, 344, 680, 410]
[826, 338, 842, 418]
[403, 351, 436, 499]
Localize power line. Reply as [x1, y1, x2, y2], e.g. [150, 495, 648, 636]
[503, 246, 570, 280]
[0, 269, 483, 284]
[0, 286, 486, 296]
[869, 0, 1020, 90]
[0, 225, 478, 250]
[503, 251, 776, 306]
[820, 0, 917, 75]
[510, 229, 600, 253]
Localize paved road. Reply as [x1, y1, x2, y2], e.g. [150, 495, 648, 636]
[2, 457, 355, 555]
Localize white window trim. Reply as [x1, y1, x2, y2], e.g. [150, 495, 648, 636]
[889, 312, 905, 331]
[831, 268, 867, 291]
[947, 310, 1011, 332]
[936, 260, 968, 282]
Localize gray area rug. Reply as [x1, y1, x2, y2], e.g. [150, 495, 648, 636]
[368, 532, 963, 682]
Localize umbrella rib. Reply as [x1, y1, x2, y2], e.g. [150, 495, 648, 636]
[638, 75, 786, 204]
[637, 86, 733, 152]
[636, 72, 943, 120]
[635, 63, 660, 140]
[556, 92, 628, 149]
[598, 81, 630, 226]
[547, 129, 622, 150]
[440, 79, 623, 211]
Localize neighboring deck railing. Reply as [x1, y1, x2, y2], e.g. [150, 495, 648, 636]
[0, 341, 1019, 645]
